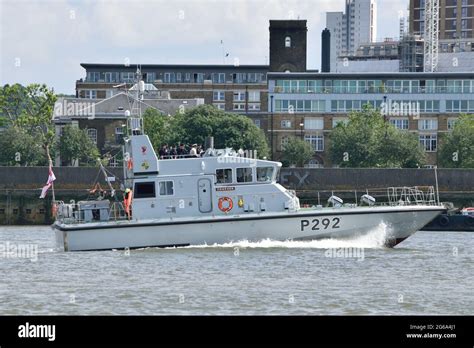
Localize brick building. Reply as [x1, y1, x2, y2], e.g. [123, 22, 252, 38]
[268, 71, 474, 167]
[53, 91, 204, 166]
[72, 19, 473, 167]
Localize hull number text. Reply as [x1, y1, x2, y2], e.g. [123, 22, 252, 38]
[301, 217, 341, 231]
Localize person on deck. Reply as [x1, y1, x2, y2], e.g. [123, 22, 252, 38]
[189, 144, 198, 157]
[169, 145, 177, 159]
[177, 143, 186, 158]
[158, 144, 169, 159]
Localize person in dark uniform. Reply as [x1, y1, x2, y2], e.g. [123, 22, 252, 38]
[158, 144, 169, 159]
[169, 145, 177, 159]
[177, 143, 186, 158]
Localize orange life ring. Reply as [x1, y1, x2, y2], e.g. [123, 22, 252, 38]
[218, 197, 233, 213]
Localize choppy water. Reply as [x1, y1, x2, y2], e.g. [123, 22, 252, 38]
[0, 225, 472, 315]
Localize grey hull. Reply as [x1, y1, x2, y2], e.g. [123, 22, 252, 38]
[54, 205, 443, 251]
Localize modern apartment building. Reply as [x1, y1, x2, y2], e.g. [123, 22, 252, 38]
[409, 0, 474, 52]
[73, 18, 473, 167]
[326, 0, 377, 72]
[267, 72, 474, 167]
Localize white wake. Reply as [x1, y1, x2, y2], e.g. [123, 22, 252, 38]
[173, 222, 391, 250]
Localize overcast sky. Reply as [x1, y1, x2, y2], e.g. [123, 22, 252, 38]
[0, 0, 409, 94]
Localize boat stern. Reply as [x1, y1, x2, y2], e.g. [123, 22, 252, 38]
[52, 222, 68, 252]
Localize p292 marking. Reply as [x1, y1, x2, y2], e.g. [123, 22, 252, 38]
[300, 217, 341, 231]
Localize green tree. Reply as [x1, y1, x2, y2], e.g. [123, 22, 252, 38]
[149, 105, 269, 158]
[329, 105, 426, 168]
[0, 127, 46, 166]
[56, 125, 99, 166]
[439, 114, 474, 168]
[0, 83, 57, 164]
[143, 108, 168, 151]
[281, 137, 315, 167]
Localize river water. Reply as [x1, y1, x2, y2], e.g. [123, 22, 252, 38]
[0, 226, 472, 315]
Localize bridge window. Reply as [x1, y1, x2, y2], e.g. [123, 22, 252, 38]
[236, 168, 253, 183]
[134, 182, 156, 198]
[159, 181, 174, 196]
[216, 169, 233, 184]
[257, 167, 273, 182]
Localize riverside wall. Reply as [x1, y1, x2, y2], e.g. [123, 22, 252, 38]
[0, 166, 472, 225]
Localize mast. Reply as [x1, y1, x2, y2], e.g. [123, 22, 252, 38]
[123, 67, 145, 188]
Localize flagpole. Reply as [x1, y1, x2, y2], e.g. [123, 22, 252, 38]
[46, 145, 56, 204]
[50, 159, 56, 204]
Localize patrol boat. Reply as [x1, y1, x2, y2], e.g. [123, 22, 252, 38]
[52, 86, 444, 252]
[54, 130, 445, 251]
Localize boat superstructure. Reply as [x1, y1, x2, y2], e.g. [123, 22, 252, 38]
[52, 71, 444, 251]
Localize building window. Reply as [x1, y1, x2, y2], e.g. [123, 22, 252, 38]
[87, 128, 97, 144]
[134, 182, 156, 199]
[115, 127, 124, 143]
[109, 156, 119, 167]
[281, 120, 292, 128]
[254, 119, 261, 128]
[216, 169, 232, 184]
[185, 73, 191, 82]
[105, 72, 119, 83]
[390, 118, 409, 130]
[446, 100, 474, 112]
[233, 103, 245, 110]
[248, 103, 260, 111]
[418, 119, 438, 131]
[120, 72, 135, 83]
[194, 73, 204, 83]
[274, 99, 325, 112]
[285, 36, 291, 47]
[87, 72, 99, 82]
[164, 73, 176, 83]
[304, 117, 324, 130]
[145, 72, 156, 83]
[212, 73, 226, 84]
[236, 168, 253, 183]
[84, 90, 97, 99]
[304, 134, 324, 152]
[419, 134, 437, 152]
[248, 91, 260, 102]
[213, 91, 225, 101]
[159, 181, 174, 196]
[233, 73, 247, 84]
[214, 103, 225, 110]
[233, 91, 246, 101]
